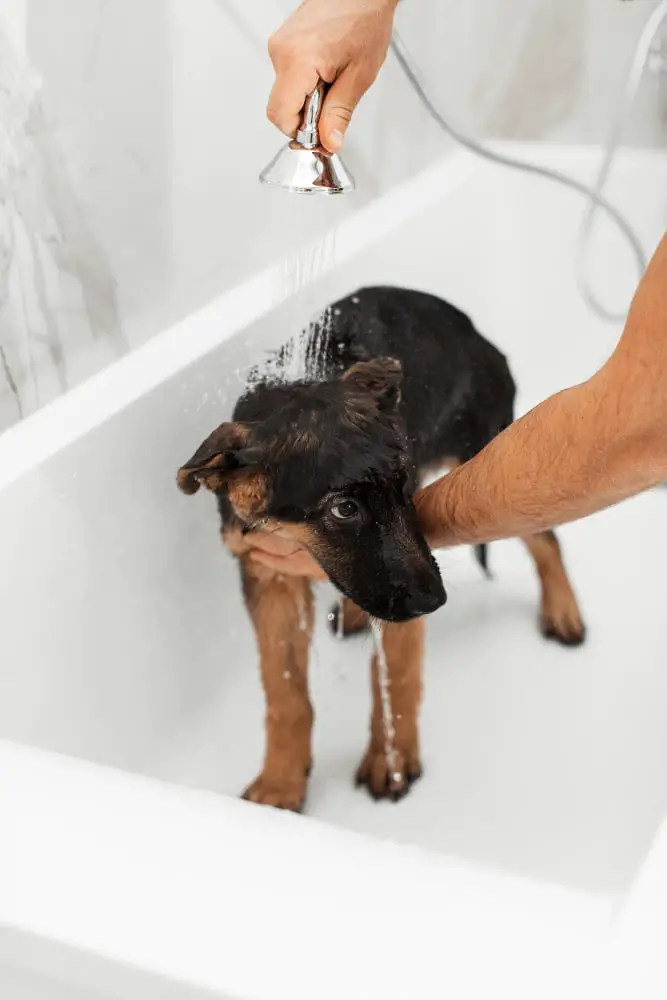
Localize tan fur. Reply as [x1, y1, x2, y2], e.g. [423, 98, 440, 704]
[356, 617, 425, 799]
[227, 472, 269, 524]
[177, 422, 250, 495]
[239, 552, 314, 812]
[176, 454, 225, 495]
[522, 530, 585, 644]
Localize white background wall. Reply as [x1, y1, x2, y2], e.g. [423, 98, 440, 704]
[25, 0, 667, 328]
[1, 0, 665, 432]
[24, 0, 667, 330]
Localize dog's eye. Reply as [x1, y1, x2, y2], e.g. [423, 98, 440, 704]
[330, 499, 360, 521]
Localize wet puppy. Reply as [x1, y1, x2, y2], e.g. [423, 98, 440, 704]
[178, 286, 585, 811]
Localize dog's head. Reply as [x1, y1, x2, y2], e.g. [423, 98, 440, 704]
[177, 359, 446, 622]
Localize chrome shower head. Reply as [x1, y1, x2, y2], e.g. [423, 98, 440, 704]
[259, 80, 355, 195]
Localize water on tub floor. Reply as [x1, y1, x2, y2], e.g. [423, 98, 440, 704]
[149, 484, 667, 899]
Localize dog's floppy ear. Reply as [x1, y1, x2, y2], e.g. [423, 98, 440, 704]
[177, 422, 254, 495]
[343, 357, 402, 412]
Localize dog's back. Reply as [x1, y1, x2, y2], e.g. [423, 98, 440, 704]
[326, 286, 517, 466]
[236, 286, 517, 469]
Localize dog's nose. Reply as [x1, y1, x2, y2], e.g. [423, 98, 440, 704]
[401, 579, 447, 618]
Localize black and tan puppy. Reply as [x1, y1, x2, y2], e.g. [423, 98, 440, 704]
[178, 287, 585, 811]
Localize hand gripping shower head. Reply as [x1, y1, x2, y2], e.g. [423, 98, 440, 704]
[259, 80, 355, 195]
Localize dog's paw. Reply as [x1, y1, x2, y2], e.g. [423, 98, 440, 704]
[355, 745, 422, 802]
[327, 599, 370, 639]
[540, 597, 586, 647]
[242, 772, 307, 813]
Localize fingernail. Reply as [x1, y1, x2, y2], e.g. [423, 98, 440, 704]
[328, 129, 344, 152]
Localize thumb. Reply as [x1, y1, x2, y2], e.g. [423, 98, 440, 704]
[319, 66, 369, 153]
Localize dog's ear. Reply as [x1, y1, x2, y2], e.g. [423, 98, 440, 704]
[342, 357, 402, 412]
[177, 422, 255, 495]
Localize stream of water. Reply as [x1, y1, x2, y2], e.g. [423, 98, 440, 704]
[371, 621, 399, 780]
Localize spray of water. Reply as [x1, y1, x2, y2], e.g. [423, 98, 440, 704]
[258, 227, 338, 387]
[336, 595, 345, 641]
[297, 590, 309, 632]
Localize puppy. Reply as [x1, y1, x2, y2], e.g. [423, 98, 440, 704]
[178, 287, 585, 811]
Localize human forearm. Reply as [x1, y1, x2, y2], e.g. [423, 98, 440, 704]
[416, 376, 663, 547]
[416, 234, 667, 548]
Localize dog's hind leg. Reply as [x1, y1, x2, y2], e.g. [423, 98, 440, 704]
[356, 618, 424, 802]
[328, 597, 370, 638]
[521, 531, 586, 647]
[240, 556, 314, 811]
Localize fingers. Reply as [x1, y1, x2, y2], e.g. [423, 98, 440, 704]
[250, 550, 329, 582]
[266, 61, 321, 138]
[266, 46, 373, 150]
[319, 65, 372, 152]
[248, 532, 300, 558]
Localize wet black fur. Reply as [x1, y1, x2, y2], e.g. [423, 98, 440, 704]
[216, 286, 516, 621]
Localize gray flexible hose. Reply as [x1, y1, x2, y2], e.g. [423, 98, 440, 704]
[391, 23, 652, 324]
[575, 0, 667, 321]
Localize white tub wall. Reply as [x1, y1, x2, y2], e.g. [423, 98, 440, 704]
[3, 150, 667, 899]
[3, 152, 667, 995]
[0, 324, 259, 772]
[0, 163, 498, 776]
[0, 926, 232, 1000]
[3, 0, 664, 433]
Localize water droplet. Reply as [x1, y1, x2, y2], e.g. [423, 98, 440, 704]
[371, 622, 397, 774]
[336, 597, 345, 640]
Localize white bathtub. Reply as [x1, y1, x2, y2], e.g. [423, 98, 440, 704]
[1, 144, 667, 999]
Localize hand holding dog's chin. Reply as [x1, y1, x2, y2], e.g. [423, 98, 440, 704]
[248, 534, 328, 580]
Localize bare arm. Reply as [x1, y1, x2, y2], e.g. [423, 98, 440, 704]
[416, 232, 667, 547]
[249, 233, 667, 577]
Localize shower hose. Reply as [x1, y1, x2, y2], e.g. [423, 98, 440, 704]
[392, 0, 667, 323]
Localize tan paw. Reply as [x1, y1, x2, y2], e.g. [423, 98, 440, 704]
[355, 745, 422, 802]
[242, 772, 307, 813]
[541, 595, 586, 647]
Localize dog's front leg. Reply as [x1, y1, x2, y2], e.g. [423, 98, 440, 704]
[240, 556, 314, 812]
[356, 618, 425, 802]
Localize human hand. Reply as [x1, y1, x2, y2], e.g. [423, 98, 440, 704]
[267, 0, 399, 153]
[247, 530, 329, 581]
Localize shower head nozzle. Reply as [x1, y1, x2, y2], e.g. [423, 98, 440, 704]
[259, 80, 355, 196]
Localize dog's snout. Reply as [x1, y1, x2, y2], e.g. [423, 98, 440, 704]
[385, 569, 447, 621]
[403, 579, 447, 618]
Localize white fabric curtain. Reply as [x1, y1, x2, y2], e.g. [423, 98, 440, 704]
[0, 18, 122, 432]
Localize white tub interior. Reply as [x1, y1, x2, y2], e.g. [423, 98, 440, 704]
[2, 146, 667, 997]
